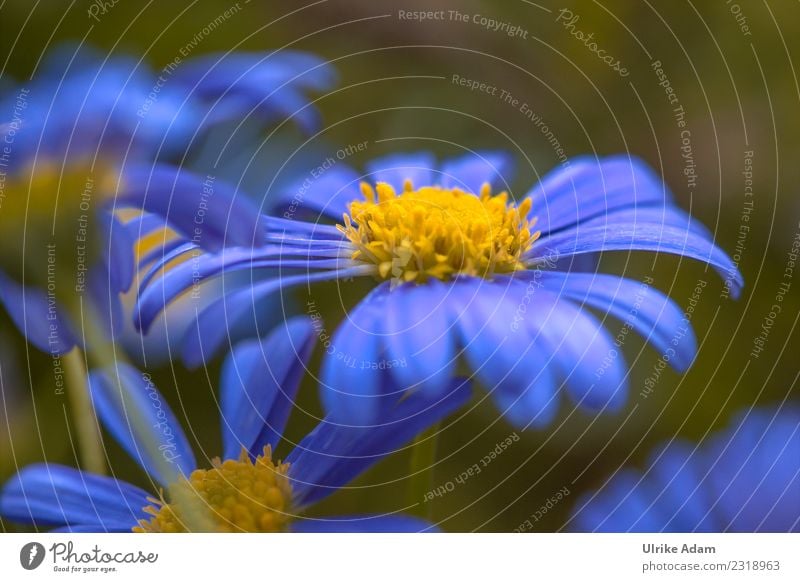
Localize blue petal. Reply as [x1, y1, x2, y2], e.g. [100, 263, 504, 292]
[135, 243, 350, 334]
[220, 317, 316, 460]
[704, 407, 800, 532]
[89, 363, 196, 485]
[290, 379, 470, 507]
[122, 213, 187, 270]
[552, 253, 599, 273]
[198, 86, 323, 134]
[161, 50, 335, 135]
[272, 164, 361, 221]
[136, 241, 198, 294]
[580, 205, 713, 239]
[179, 279, 271, 370]
[180, 267, 367, 368]
[0, 272, 76, 354]
[455, 280, 558, 428]
[382, 280, 457, 400]
[122, 212, 168, 240]
[532, 217, 743, 299]
[486, 358, 558, 429]
[522, 289, 628, 412]
[5, 44, 154, 163]
[646, 442, 719, 532]
[134, 247, 253, 335]
[3, 43, 334, 164]
[364, 152, 437, 189]
[527, 155, 670, 235]
[118, 164, 263, 251]
[570, 470, 665, 532]
[0, 464, 149, 528]
[138, 237, 190, 271]
[538, 272, 697, 372]
[252, 86, 323, 134]
[571, 406, 800, 533]
[319, 283, 391, 424]
[440, 150, 515, 193]
[99, 212, 135, 294]
[171, 50, 336, 95]
[291, 514, 438, 532]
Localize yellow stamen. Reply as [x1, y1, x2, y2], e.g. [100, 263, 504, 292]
[134, 446, 293, 533]
[338, 181, 540, 283]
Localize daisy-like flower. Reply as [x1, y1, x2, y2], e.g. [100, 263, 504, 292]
[135, 151, 743, 428]
[0, 318, 467, 532]
[0, 43, 334, 353]
[569, 405, 800, 532]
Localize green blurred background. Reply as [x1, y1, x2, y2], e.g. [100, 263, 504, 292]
[1, 0, 798, 532]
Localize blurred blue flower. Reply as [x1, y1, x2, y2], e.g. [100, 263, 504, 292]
[135, 151, 743, 428]
[0, 317, 466, 532]
[0, 43, 335, 354]
[569, 405, 800, 532]
[0, 43, 334, 164]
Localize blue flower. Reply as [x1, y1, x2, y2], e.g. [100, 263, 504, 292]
[0, 43, 335, 354]
[0, 317, 467, 532]
[1, 43, 335, 162]
[135, 151, 743, 428]
[569, 405, 800, 532]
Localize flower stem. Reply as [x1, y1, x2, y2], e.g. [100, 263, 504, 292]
[406, 424, 439, 518]
[63, 347, 107, 475]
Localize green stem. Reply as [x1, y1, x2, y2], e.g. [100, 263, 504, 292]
[63, 347, 107, 475]
[74, 298, 180, 483]
[406, 424, 439, 518]
[72, 296, 210, 530]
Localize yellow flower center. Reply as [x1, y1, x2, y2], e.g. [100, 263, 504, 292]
[339, 181, 539, 283]
[0, 159, 118, 288]
[134, 447, 293, 533]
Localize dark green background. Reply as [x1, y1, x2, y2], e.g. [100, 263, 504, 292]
[1, 0, 798, 532]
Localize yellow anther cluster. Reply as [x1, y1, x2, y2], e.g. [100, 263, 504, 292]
[134, 446, 293, 533]
[339, 180, 539, 283]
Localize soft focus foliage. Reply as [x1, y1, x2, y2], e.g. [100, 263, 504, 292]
[1, 0, 797, 532]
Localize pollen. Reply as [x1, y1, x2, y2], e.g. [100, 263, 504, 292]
[338, 180, 539, 282]
[134, 446, 293, 533]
